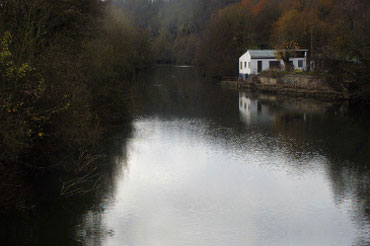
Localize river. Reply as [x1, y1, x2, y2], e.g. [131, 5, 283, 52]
[4, 66, 370, 245]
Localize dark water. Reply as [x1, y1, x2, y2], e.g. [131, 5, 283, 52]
[3, 66, 370, 245]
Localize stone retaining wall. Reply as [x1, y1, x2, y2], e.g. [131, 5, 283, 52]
[277, 74, 331, 90]
[221, 74, 349, 100]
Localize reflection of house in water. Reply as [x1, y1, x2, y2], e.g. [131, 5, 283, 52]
[239, 92, 275, 126]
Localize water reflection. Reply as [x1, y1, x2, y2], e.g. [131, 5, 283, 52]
[75, 66, 369, 246]
[0, 126, 131, 246]
[239, 92, 275, 126]
[99, 121, 354, 245]
[238, 92, 370, 246]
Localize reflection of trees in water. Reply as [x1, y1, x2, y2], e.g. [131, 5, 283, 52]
[133, 65, 238, 121]
[1, 126, 131, 246]
[237, 91, 369, 245]
[267, 100, 370, 246]
[73, 127, 132, 246]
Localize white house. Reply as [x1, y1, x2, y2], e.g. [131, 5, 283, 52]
[239, 49, 308, 80]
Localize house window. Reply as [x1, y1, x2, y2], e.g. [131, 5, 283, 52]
[269, 61, 281, 68]
[298, 60, 304, 68]
[240, 62, 243, 70]
[244, 62, 247, 68]
[248, 62, 251, 68]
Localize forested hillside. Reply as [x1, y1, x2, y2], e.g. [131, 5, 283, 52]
[117, 0, 370, 98]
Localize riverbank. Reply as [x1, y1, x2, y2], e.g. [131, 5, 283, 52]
[221, 73, 350, 101]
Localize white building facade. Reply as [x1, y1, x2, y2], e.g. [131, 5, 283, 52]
[239, 50, 308, 80]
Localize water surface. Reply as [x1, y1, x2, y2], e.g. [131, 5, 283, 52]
[74, 66, 370, 246]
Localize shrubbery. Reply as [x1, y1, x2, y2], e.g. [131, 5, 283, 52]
[0, 1, 153, 210]
[0, 32, 71, 164]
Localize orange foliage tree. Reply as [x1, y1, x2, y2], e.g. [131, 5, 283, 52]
[271, 0, 333, 70]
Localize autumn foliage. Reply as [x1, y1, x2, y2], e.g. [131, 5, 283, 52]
[196, 0, 370, 86]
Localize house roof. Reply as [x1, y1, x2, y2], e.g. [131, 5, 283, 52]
[244, 49, 308, 59]
[248, 50, 276, 58]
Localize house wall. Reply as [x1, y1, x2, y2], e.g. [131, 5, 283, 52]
[247, 58, 306, 75]
[246, 53, 252, 74]
[290, 58, 306, 71]
[249, 59, 257, 75]
[239, 52, 251, 75]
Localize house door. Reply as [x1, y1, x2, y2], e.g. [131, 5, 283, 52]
[257, 61, 262, 73]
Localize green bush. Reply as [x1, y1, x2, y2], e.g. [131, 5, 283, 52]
[0, 32, 70, 164]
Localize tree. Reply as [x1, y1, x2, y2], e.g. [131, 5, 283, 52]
[196, 3, 257, 77]
[323, 0, 370, 99]
[274, 41, 300, 72]
[271, 0, 333, 70]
